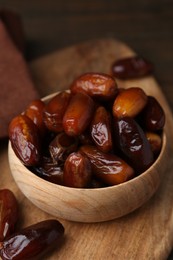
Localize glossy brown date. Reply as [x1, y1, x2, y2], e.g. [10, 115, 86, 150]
[80, 145, 134, 185]
[70, 72, 118, 100]
[90, 106, 113, 153]
[111, 56, 153, 79]
[114, 117, 154, 173]
[145, 132, 162, 156]
[139, 96, 165, 131]
[0, 219, 64, 260]
[49, 132, 78, 163]
[63, 152, 92, 188]
[43, 91, 71, 133]
[31, 156, 64, 185]
[112, 87, 148, 118]
[8, 115, 41, 166]
[63, 92, 95, 136]
[0, 189, 18, 241]
[24, 99, 46, 137]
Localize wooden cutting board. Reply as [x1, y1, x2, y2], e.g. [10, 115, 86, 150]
[1, 39, 173, 259]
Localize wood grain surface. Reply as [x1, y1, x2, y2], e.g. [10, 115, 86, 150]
[0, 38, 173, 259]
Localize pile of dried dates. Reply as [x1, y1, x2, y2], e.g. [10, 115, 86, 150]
[9, 56, 165, 188]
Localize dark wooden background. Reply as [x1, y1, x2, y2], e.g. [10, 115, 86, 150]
[0, 0, 173, 259]
[0, 0, 172, 105]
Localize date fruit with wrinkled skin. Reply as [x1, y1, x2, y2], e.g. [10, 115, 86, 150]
[80, 145, 134, 185]
[24, 99, 46, 137]
[30, 156, 64, 185]
[139, 96, 165, 131]
[63, 92, 95, 136]
[8, 115, 41, 166]
[63, 152, 92, 188]
[70, 72, 118, 100]
[43, 91, 71, 133]
[0, 219, 64, 260]
[111, 56, 153, 79]
[145, 131, 162, 156]
[90, 106, 113, 153]
[114, 117, 154, 173]
[49, 132, 78, 163]
[0, 189, 18, 241]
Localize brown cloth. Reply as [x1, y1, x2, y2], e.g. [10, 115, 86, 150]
[0, 9, 25, 53]
[0, 20, 39, 139]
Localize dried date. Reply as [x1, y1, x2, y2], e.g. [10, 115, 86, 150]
[24, 99, 46, 137]
[63, 152, 92, 188]
[90, 106, 113, 153]
[112, 87, 148, 118]
[0, 219, 64, 260]
[43, 91, 71, 133]
[63, 92, 95, 136]
[70, 72, 118, 100]
[49, 132, 78, 163]
[9, 115, 41, 166]
[139, 96, 165, 131]
[80, 145, 134, 185]
[31, 157, 64, 185]
[111, 56, 153, 79]
[145, 131, 162, 156]
[0, 189, 18, 241]
[114, 117, 154, 173]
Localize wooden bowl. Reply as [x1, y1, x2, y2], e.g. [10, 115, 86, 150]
[8, 93, 168, 223]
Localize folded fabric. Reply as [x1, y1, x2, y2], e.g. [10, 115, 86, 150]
[0, 20, 39, 139]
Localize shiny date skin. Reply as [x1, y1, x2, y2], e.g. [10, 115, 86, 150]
[43, 91, 71, 133]
[30, 157, 64, 185]
[70, 72, 118, 100]
[114, 117, 154, 173]
[63, 152, 92, 188]
[0, 189, 18, 241]
[112, 87, 148, 118]
[24, 99, 46, 137]
[145, 131, 162, 156]
[49, 132, 78, 163]
[111, 56, 153, 79]
[63, 92, 95, 136]
[0, 219, 64, 260]
[8, 115, 41, 166]
[80, 145, 134, 185]
[90, 106, 113, 153]
[139, 96, 165, 131]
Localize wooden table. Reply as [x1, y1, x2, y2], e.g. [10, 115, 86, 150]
[0, 1, 173, 259]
